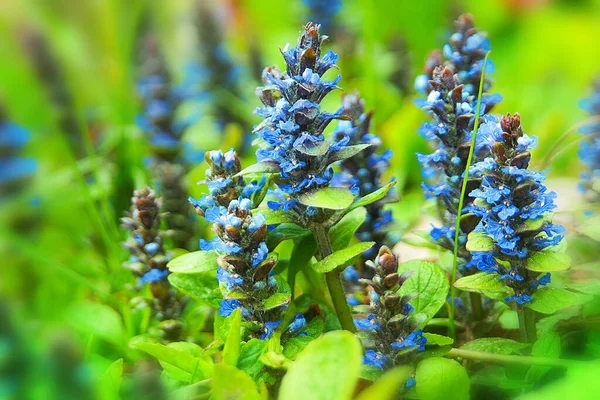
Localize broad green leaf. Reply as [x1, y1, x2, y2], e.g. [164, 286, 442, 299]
[515, 214, 552, 234]
[578, 216, 600, 242]
[466, 232, 495, 252]
[454, 272, 513, 301]
[526, 332, 561, 383]
[526, 250, 571, 272]
[266, 223, 311, 250]
[328, 144, 372, 163]
[67, 301, 125, 347]
[167, 250, 218, 273]
[354, 366, 411, 400]
[329, 207, 367, 251]
[223, 309, 242, 366]
[397, 260, 449, 326]
[527, 288, 590, 314]
[350, 182, 396, 210]
[235, 160, 281, 177]
[133, 342, 205, 383]
[99, 359, 123, 400]
[283, 317, 324, 360]
[254, 207, 295, 225]
[279, 331, 362, 400]
[161, 342, 212, 382]
[416, 357, 470, 400]
[461, 337, 527, 355]
[359, 365, 384, 381]
[212, 364, 262, 400]
[287, 234, 318, 296]
[311, 242, 375, 273]
[297, 187, 356, 210]
[516, 363, 600, 400]
[238, 339, 269, 377]
[424, 333, 454, 346]
[168, 272, 221, 306]
[261, 293, 291, 310]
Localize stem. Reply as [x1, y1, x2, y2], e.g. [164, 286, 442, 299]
[449, 52, 490, 341]
[447, 348, 581, 369]
[518, 306, 537, 344]
[313, 224, 356, 333]
[470, 292, 484, 322]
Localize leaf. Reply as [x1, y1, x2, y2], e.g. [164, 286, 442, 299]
[67, 301, 125, 347]
[354, 366, 411, 400]
[527, 288, 590, 314]
[423, 333, 454, 346]
[526, 332, 561, 383]
[266, 223, 311, 250]
[397, 260, 449, 326]
[279, 331, 362, 400]
[311, 242, 375, 273]
[283, 317, 324, 360]
[297, 187, 356, 210]
[350, 182, 396, 210]
[167, 250, 218, 273]
[261, 293, 291, 310]
[288, 234, 318, 296]
[212, 364, 262, 400]
[327, 144, 372, 163]
[235, 160, 281, 177]
[416, 357, 470, 400]
[578, 216, 600, 241]
[254, 207, 295, 225]
[516, 363, 600, 400]
[526, 249, 571, 272]
[168, 272, 221, 306]
[133, 342, 205, 383]
[461, 338, 528, 355]
[100, 359, 123, 400]
[329, 207, 367, 251]
[238, 339, 269, 377]
[454, 272, 512, 302]
[223, 309, 242, 366]
[162, 342, 212, 382]
[466, 232, 495, 252]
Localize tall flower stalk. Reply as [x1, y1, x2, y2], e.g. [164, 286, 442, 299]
[578, 77, 600, 204]
[121, 187, 185, 341]
[467, 113, 566, 342]
[254, 22, 365, 332]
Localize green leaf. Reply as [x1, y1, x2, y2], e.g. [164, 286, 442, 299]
[279, 331, 362, 400]
[67, 301, 125, 347]
[168, 272, 221, 306]
[133, 342, 206, 383]
[311, 242, 375, 273]
[254, 207, 295, 225]
[454, 272, 513, 302]
[466, 232, 495, 252]
[223, 309, 242, 366]
[99, 359, 123, 400]
[527, 288, 591, 314]
[354, 366, 411, 400]
[238, 339, 269, 377]
[288, 234, 318, 296]
[235, 160, 281, 177]
[212, 364, 262, 400]
[266, 223, 311, 250]
[526, 332, 561, 383]
[526, 249, 571, 272]
[329, 207, 367, 251]
[328, 144, 372, 163]
[350, 182, 396, 210]
[424, 333, 454, 346]
[261, 293, 291, 310]
[578, 216, 600, 241]
[161, 342, 212, 382]
[416, 357, 470, 400]
[297, 187, 356, 210]
[461, 338, 528, 355]
[397, 260, 449, 326]
[283, 317, 324, 360]
[167, 250, 218, 273]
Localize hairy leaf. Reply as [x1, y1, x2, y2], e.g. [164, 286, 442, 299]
[167, 250, 218, 273]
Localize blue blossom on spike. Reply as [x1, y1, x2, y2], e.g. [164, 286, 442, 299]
[578, 77, 600, 203]
[302, 0, 341, 33]
[0, 115, 37, 199]
[333, 93, 396, 259]
[354, 247, 426, 370]
[254, 22, 352, 224]
[467, 113, 566, 304]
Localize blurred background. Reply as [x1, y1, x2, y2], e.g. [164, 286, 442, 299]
[1, 0, 599, 398]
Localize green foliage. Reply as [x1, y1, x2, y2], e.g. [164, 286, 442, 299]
[466, 232, 495, 252]
[223, 309, 242, 366]
[526, 247, 572, 272]
[168, 271, 221, 306]
[167, 250, 218, 273]
[297, 187, 356, 210]
[212, 364, 264, 400]
[329, 207, 367, 251]
[416, 357, 470, 400]
[461, 338, 528, 355]
[454, 272, 513, 301]
[349, 181, 396, 211]
[354, 367, 411, 400]
[526, 332, 561, 383]
[311, 242, 375, 273]
[527, 288, 591, 314]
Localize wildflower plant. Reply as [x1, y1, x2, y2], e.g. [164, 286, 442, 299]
[0, 111, 36, 199]
[578, 77, 600, 203]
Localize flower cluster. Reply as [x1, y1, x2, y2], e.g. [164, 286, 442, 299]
[416, 66, 497, 256]
[254, 22, 350, 222]
[354, 247, 426, 370]
[467, 113, 565, 304]
[191, 150, 304, 340]
[415, 14, 494, 97]
[121, 188, 185, 337]
[0, 113, 37, 198]
[333, 93, 395, 259]
[578, 77, 600, 203]
[302, 0, 341, 33]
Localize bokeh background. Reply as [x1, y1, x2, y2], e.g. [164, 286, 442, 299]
[1, 0, 599, 398]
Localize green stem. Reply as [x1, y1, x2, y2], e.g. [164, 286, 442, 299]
[449, 52, 490, 341]
[313, 224, 356, 333]
[470, 292, 484, 322]
[447, 348, 581, 369]
[518, 306, 537, 344]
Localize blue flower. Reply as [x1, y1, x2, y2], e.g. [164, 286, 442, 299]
[363, 350, 388, 369]
[140, 268, 169, 284]
[287, 314, 307, 333]
[355, 314, 380, 331]
[343, 266, 360, 283]
[0, 122, 37, 188]
[219, 299, 242, 317]
[261, 320, 282, 340]
[390, 330, 427, 352]
[578, 77, 600, 202]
